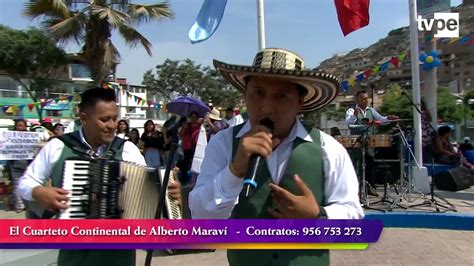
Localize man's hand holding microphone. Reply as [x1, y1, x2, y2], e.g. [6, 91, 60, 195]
[230, 118, 323, 219]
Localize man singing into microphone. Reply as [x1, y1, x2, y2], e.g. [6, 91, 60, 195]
[345, 90, 398, 196]
[189, 48, 363, 266]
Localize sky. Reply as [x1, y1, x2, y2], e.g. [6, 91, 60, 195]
[0, 0, 463, 85]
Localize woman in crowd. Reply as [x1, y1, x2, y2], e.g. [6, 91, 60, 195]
[177, 111, 201, 183]
[128, 128, 141, 148]
[141, 120, 165, 169]
[116, 119, 130, 139]
[434, 126, 459, 165]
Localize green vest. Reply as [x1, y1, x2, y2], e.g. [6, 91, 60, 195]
[49, 131, 135, 266]
[350, 107, 374, 135]
[227, 123, 328, 266]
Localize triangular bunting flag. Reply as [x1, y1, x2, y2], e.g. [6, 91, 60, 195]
[372, 66, 380, 74]
[2, 106, 10, 112]
[18, 105, 25, 111]
[28, 103, 35, 111]
[349, 77, 356, 86]
[380, 61, 389, 71]
[399, 51, 407, 61]
[67, 95, 73, 101]
[356, 73, 365, 82]
[364, 69, 372, 78]
[390, 56, 399, 68]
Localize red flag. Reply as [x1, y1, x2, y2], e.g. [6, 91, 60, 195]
[334, 0, 370, 36]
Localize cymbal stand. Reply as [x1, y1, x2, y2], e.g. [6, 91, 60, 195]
[390, 123, 429, 210]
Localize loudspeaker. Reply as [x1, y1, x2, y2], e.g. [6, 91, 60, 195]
[433, 166, 473, 192]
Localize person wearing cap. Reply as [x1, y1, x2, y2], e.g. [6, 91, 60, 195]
[189, 48, 362, 266]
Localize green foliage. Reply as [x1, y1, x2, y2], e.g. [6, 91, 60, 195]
[24, 0, 174, 83]
[379, 84, 412, 120]
[0, 25, 68, 120]
[437, 87, 463, 122]
[379, 84, 464, 123]
[142, 59, 243, 108]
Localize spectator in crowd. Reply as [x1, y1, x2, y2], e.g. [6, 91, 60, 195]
[6, 118, 29, 212]
[177, 111, 201, 183]
[128, 128, 141, 148]
[141, 120, 165, 169]
[205, 108, 227, 140]
[53, 123, 65, 137]
[116, 119, 130, 139]
[459, 136, 473, 155]
[434, 126, 460, 165]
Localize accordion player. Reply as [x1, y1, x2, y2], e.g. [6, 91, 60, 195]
[59, 158, 183, 220]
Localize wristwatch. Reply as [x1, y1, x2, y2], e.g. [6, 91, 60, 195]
[317, 207, 327, 219]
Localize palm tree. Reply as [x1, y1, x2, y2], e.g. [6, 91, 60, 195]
[24, 0, 174, 83]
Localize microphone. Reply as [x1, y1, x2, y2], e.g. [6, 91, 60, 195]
[243, 118, 274, 198]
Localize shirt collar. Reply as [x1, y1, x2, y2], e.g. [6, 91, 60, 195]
[79, 128, 107, 156]
[356, 105, 370, 111]
[236, 119, 313, 143]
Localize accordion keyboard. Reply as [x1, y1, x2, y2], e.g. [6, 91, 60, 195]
[60, 160, 91, 219]
[161, 169, 182, 220]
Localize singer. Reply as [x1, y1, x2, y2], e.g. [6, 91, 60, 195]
[345, 90, 399, 196]
[189, 48, 363, 266]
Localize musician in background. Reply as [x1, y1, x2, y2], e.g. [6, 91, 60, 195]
[18, 87, 181, 266]
[190, 48, 362, 266]
[345, 90, 398, 197]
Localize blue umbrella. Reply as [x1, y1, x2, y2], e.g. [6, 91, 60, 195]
[167, 96, 210, 118]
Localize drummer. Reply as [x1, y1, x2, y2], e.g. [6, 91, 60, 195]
[345, 90, 398, 197]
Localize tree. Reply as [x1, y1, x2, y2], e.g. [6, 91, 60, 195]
[143, 59, 205, 101]
[379, 85, 464, 122]
[24, 0, 174, 83]
[199, 68, 242, 108]
[143, 59, 243, 108]
[0, 25, 68, 121]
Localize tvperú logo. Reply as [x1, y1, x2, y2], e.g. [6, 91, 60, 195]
[417, 13, 459, 38]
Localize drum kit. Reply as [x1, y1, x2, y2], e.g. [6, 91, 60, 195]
[335, 119, 416, 211]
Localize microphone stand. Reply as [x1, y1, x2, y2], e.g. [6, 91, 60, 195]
[145, 120, 184, 266]
[400, 92, 456, 212]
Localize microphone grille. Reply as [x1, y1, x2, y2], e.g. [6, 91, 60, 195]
[260, 118, 275, 133]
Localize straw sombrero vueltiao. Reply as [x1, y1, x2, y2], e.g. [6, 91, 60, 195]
[213, 48, 341, 113]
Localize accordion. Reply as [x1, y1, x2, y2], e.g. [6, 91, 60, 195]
[59, 159, 182, 220]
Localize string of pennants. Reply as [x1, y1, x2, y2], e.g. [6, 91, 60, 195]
[102, 83, 164, 111]
[1, 84, 164, 114]
[340, 33, 473, 93]
[1, 95, 75, 114]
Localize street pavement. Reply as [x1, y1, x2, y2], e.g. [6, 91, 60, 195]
[0, 185, 473, 266]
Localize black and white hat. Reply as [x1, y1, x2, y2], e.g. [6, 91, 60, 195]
[213, 48, 341, 113]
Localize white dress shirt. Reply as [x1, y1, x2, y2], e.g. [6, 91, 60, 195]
[19, 130, 146, 201]
[345, 105, 390, 126]
[189, 119, 363, 219]
[225, 114, 245, 127]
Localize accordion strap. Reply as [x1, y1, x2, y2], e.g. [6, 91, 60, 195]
[104, 137, 126, 160]
[58, 133, 126, 160]
[58, 133, 93, 157]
